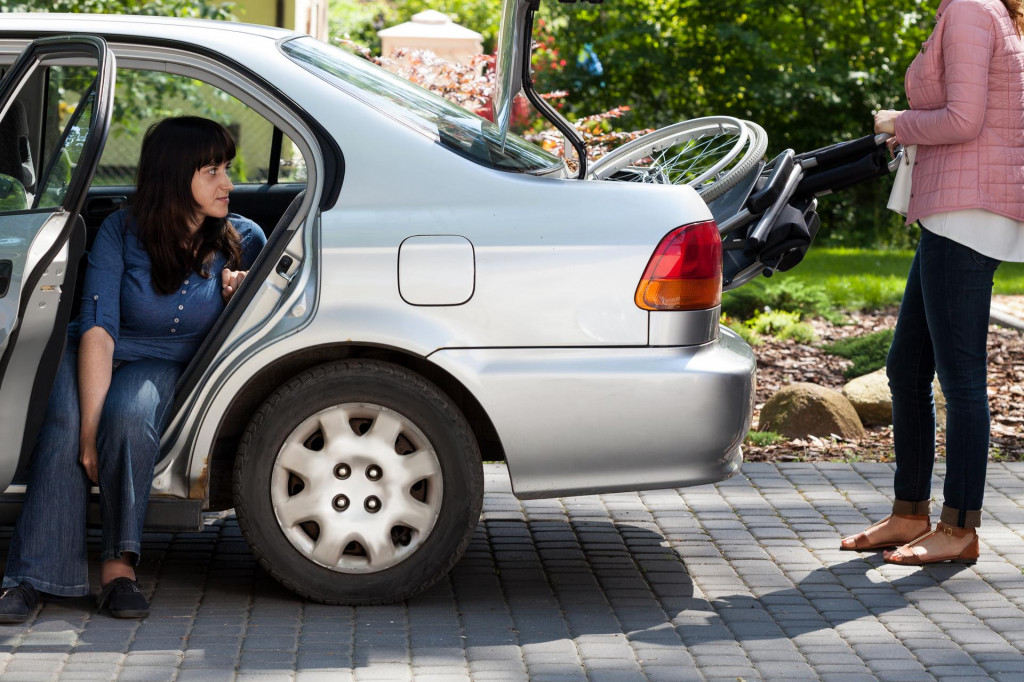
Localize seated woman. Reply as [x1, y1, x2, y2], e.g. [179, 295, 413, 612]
[0, 116, 266, 621]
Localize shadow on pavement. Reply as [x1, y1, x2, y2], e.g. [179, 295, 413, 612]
[0, 510, 1012, 679]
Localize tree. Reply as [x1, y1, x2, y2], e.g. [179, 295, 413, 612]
[538, 0, 932, 246]
[3, 0, 238, 136]
[3, 0, 234, 19]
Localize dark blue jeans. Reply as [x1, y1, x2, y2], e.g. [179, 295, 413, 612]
[1, 348, 183, 596]
[886, 228, 1000, 528]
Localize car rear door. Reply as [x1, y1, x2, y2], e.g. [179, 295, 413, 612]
[0, 36, 115, 490]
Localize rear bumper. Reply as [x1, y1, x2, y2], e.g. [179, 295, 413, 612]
[430, 328, 756, 499]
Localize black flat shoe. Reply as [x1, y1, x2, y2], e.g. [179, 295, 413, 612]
[0, 583, 40, 624]
[97, 578, 148, 619]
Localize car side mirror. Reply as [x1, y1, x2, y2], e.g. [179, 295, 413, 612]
[0, 173, 28, 212]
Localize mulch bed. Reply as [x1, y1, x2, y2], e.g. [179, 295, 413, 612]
[746, 309, 1024, 462]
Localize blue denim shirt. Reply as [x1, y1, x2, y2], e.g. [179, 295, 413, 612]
[74, 209, 267, 363]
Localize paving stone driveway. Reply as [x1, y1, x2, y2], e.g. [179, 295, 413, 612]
[0, 461, 1022, 681]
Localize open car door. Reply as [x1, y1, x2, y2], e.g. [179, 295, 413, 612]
[0, 36, 115, 490]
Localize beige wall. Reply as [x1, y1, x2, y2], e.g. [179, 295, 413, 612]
[233, 0, 326, 40]
[235, 0, 277, 28]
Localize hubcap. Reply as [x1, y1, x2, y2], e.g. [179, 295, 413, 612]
[270, 403, 443, 573]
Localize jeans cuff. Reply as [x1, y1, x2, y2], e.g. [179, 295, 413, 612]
[102, 542, 142, 565]
[1, 575, 91, 598]
[940, 504, 982, 528]
[892, 499, 931, 516]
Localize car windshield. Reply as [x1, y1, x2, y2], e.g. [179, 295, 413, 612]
[281, 37, 563, 174]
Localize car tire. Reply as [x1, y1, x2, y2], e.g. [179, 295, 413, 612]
[233, 359, 483, 604]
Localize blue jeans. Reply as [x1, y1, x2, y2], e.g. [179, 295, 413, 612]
[2, 347, 183, 596]
[886, 228, 1000, 528]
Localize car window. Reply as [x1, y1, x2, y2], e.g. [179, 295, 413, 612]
[37, 80, 96, 209]
[281, 37, 563, 174]
[95, 69, 307, 186]
[1, 64, 99, 213]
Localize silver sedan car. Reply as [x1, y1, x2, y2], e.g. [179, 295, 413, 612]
[0, 10, 761, 603]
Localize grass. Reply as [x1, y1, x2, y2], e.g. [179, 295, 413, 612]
[727, 248, 1024, 312]
[746, 430, 784, 447]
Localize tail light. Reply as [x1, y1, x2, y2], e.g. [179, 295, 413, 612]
[635, 220, 722, 311]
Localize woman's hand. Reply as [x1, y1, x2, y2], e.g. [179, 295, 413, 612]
[80, 439, 99, 484]
[874, 110, 902, 135]
[221, 268, 248, 303]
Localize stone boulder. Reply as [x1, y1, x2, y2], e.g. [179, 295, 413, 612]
[759, 382, 866, 440]
[842, 368, 946, 428]
[842, 369, 892, 427]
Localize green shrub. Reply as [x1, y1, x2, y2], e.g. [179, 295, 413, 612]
[822, 329, 895, 379]
[721, 314, 762, 346]
[762, 279, 833, 319]
[746, 309, 818, 344]
[722, 279, 839, 323]
[748, 309, 801, 335]
[777, 321, 818, 344]
[721, 285, 768, 320]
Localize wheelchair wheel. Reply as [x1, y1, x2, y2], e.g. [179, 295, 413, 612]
[590, 116, 767, 201]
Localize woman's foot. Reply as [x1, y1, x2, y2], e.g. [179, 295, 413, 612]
[840, 514, 931, 551]
[0, 583, 40, 624]
[100, 556, 136, 586]
[884, 523, 979, 565]
[97, 578, 149, 619]
[98, 556, 148, 618]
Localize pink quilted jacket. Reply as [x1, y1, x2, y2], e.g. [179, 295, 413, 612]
[894, 0, 1024, 224]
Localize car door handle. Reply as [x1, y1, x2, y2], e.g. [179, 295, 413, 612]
[84, 195, 127, 221]
[0, 260, 11, 298]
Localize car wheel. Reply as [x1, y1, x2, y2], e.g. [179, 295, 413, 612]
[233, 359, 483, 604]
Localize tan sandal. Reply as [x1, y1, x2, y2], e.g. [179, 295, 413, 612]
[884, 523, 979, 566]
[839, 513, 931, 551]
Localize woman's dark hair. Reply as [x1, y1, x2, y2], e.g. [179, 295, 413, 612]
[132, 116, 243, 295]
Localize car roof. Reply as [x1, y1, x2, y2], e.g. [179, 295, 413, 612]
[0, 13, 298, 47]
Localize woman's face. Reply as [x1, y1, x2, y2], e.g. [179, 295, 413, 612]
[191, 160, 234, 224]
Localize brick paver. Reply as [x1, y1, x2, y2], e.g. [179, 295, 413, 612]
[0, 461, 1022, 680]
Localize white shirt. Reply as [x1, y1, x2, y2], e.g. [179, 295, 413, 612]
[920, 209, 1024, 263]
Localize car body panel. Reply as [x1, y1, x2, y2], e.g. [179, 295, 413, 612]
[430, 327, 755, 498]
[0, 15, 757, 515]
[0, 222, 73, 488]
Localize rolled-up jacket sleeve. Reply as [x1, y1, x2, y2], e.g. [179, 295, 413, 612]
[895, 1, 994, 146]
[77, 212, 124, 343]
[238, 218, 268, 269]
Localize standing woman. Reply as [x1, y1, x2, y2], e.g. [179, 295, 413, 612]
[0, 117, 266, 620]
[840, 0, 1024, 563]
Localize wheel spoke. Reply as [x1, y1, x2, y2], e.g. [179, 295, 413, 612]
[317, 405, 356, 445]
[393, 497, 437, 532]
[365, 410, 404, 449]
[276, 490, 320, 529]
[393, 448, 441, 487]
[311, 525, 357, 566]
[660, 134, 738, 179]
[276, 439, 319, 480]
[357, 528, 398, 567]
